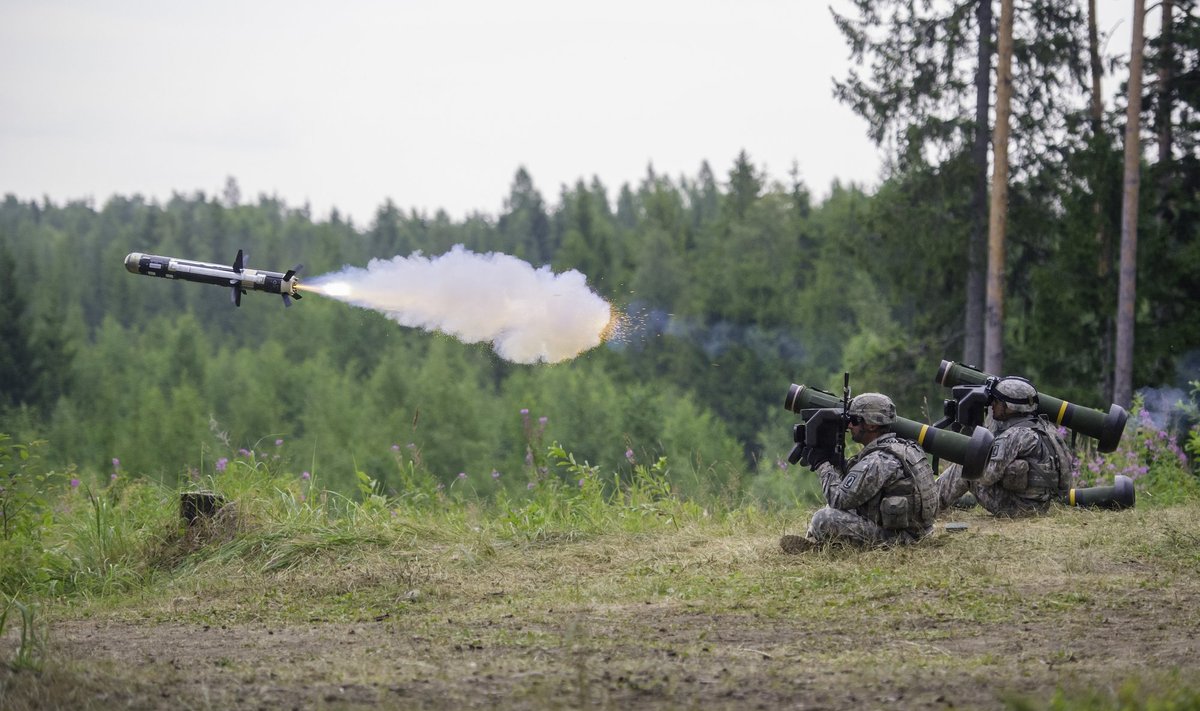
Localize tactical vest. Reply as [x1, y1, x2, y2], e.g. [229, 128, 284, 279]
[1002, 416, 1073, 494]
[856, 436, 938, 533]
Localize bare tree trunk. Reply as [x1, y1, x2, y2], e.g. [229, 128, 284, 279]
[1158, 0, 1174, 165]
[1089, 0, 1104, 133]
[965, 0, 993, 367]
[985, 0, 1014, 376]
[1088, 0, 1115, 402]
[1114, 0, 1146, 409]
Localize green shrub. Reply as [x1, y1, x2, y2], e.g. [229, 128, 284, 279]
[1073, 402, 1198, 505]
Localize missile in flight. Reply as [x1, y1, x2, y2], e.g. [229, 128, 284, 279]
[124, 250, 303, 307]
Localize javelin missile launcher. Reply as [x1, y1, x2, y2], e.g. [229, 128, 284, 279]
[784, 382, 995, 480]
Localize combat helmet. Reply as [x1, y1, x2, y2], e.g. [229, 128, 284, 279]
[990, 376, 1039, 413]
[847, 392, 896, 426]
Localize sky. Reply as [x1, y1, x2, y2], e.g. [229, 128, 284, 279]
[1, 0, 1141, 226]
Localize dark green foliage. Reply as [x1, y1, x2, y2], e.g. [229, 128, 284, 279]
[2, 21, 1198, 499]
[832, 0, 1089, 176]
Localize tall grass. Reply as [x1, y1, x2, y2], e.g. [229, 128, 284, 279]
[1, 394, 1197, 611]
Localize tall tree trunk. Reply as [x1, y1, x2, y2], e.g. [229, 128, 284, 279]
[985, 0, 1014, 375]
[1088, 0, 1104, 133]
[965, 0, 993, 367]
[1114, 0, 1147, 409]
[1088, 0, 1115, 402]
[1158, 0, 1174, 166]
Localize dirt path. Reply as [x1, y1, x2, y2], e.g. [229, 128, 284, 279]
[7, 592, 1196, 710]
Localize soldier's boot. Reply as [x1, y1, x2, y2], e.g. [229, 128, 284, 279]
[953, 493, 978, 509]
[779, 534, 817, 554]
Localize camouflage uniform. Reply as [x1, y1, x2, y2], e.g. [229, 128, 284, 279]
[807, 432, 939, 546]
[937, 378, 1073, 516]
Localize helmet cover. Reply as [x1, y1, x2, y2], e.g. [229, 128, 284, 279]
[848, 392, 896, 425]
[992, 377, 1039, 414]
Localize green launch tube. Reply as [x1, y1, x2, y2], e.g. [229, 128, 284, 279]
[935, 360, 1129, 453]
[785, 383, 995, 480]
[1064, 474, 1135, 509]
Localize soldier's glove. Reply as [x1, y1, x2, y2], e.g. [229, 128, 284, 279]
[802, 446, 834, 471]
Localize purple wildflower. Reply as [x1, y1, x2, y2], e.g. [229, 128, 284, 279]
[391, 444, 401, 452]
[112, 457, 120, 471]
[70, 478, 80, 489]
[239, 448, 251, 457]
[491, 470, 501, 479]
[578, 478, 585, 488]
[538, 416, 548, 426]
[527, 482, 536, 490]
[216, 457, 229, 472]
[275, 438, 284, 446]
[111, 473, 118, 481]
[458, 472, 467, 479]
[625, 448, 635, 463]
[301, 471, 311, 480]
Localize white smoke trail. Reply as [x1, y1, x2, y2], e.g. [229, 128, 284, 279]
[301, 246, 614, 364]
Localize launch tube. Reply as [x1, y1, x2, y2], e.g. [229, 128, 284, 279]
[935, 360, 1127, 452]
[785, 383, 994, 480]
[1064, 474, 1135, 509]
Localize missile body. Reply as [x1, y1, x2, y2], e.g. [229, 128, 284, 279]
[124, 250, 302, 307]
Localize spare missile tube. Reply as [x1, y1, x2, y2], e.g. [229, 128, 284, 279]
[935, 360, 1128, 452]
[1064, 474, 1135, 509]
[785, 383, 995, 480]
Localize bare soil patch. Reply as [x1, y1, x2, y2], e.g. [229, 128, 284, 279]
[6, 573, 1198, 709]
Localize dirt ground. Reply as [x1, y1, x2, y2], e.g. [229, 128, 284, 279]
[4, 588, 1197, 711]
[4, 505, 1200, 710]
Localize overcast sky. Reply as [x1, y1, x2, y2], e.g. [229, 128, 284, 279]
[1, 0, 1140, 226]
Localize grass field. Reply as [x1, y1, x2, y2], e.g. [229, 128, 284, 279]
[3, 472, 1199, 710]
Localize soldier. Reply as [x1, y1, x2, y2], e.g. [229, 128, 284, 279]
[780, 393, 939, 553]
[936, 376, 1074, 516]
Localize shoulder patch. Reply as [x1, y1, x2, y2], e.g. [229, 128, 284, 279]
[841, 473, 858, 490]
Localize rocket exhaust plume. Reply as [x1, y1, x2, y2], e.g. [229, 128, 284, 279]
[299, 246, 616, 364]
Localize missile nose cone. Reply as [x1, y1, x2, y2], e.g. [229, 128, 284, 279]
[124, 253, 142, 273]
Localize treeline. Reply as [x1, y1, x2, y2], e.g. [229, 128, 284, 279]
[0, 153, 1191, 496]
[2, 0, 1198, 496]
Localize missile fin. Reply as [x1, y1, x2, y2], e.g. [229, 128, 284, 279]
[233, 249, 245, 273]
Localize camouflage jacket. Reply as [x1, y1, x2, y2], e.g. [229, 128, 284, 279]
[982, 415, 1073, 498]
[816, 433, 938, 533]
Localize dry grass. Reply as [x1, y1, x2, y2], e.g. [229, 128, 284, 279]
[3, 502, 1199, 710]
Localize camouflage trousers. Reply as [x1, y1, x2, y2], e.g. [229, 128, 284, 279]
[936, 464, 1053, 517]
[805, 506, 923, 547]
